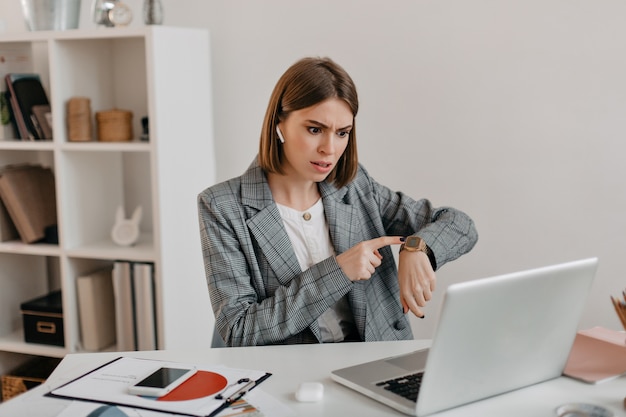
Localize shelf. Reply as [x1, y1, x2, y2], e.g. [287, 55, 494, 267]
[0, 141, 55, 151]
[0, 241, 61, 256]
[66, 233, 155, 262]
[60, 141, 151, 152]
[0, 329, 67, 358]
[0, 27, 154, 43]
[0, 26, 216, 367]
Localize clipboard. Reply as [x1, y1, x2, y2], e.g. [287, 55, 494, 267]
[46, 357, 272, 417]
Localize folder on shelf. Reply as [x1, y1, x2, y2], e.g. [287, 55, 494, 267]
[4, 73, 51, 140]
[563, 326, 626, 383]
[0, 164, 57, 244]
[77, 268, 117, 351]
[112, 261, 137, 351]
[133, 262, 157, 350]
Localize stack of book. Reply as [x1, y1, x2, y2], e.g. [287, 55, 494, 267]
[0, 164, 57, 244]
[77, 261, 158, 352]
[4, 73, 52, 141]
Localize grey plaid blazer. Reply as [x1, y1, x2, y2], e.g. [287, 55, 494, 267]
[198, 159, 477, 346]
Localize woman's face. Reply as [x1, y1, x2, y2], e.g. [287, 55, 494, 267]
[277, 97, 353, 184]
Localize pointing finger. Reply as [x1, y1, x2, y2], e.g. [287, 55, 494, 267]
[367, 236, 404, 250]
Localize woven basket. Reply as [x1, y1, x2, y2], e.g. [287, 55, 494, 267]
[96, 109, 133, 142]
[1, 374, 44, 401]
[1, 357, 61, 401]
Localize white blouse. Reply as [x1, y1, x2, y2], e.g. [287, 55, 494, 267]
[277, 199, 356, 342]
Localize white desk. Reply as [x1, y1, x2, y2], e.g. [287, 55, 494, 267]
[1, 340, 625, 417]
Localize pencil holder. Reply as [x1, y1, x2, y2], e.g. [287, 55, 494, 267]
[96, 109, 133, 142]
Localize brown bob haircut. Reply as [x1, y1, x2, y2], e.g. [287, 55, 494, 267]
[258, 57, 359, 189]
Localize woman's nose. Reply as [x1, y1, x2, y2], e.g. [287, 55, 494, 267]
[318, 134, 335, 154]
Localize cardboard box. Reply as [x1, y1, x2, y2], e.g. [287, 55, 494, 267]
[20, 290, 64, 347]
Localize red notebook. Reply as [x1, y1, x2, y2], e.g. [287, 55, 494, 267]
[563, 326, 626, 384]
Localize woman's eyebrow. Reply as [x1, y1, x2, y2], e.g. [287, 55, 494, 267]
[305, 120, 353, 130]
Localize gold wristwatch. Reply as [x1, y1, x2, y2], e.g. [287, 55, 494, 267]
[400, 236, 429, 254]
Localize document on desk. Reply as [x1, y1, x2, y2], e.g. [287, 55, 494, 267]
[53, 387, 294, 417]
[46, 357, 272, 417]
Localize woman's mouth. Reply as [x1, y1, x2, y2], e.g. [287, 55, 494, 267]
[311, 161, 333, 172]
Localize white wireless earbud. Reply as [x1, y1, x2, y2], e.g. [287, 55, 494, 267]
[276, 126, 286, 144]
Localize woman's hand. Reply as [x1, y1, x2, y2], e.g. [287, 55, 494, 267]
[398, 250, 436, 318]
[337, 236, 403, 282]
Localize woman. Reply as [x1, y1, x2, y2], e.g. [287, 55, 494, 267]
[198, 57, 478, 346]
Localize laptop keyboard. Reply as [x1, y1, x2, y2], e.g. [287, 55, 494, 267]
[376, 372, 424, 402]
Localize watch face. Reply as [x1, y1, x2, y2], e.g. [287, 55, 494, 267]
[405, 236, 422, 249]
[108, 2, 133, 26]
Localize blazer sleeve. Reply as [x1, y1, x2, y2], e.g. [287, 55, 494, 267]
[361, 167, 478, 270]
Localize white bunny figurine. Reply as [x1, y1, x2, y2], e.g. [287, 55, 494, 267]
[111, 205, 142, 246]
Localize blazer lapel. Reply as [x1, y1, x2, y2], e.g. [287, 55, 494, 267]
[241, 162, 302, 285]
[319, 181, 361, 254]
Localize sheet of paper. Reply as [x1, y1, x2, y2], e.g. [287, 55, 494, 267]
[54, 388, 295, 417]
[48, 357, 270, 417]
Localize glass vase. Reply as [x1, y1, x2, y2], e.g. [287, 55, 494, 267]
[143, 0, 163, 25]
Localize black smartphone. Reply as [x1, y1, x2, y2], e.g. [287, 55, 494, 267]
[127, 366, 197, 397]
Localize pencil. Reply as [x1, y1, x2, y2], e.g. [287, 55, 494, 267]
[611, 295, 626, 331]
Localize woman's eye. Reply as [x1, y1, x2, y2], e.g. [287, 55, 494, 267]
[338, 131, 350, 138]
[308, 127, 322, 134]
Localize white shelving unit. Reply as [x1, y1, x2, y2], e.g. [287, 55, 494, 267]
[0, 27, 216, 363]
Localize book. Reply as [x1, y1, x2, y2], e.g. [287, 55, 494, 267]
[112, 261, 136, 351]
[4, 75, 32, 140]
[563, 326, 626, 383]
[76, 268, 117, 351]
[0, 164, 57, 243]
[0, 167, 19, 241]
[133, 262, 157, 350]
[31, 104, 52, 139]
[0, 198, 18, 242]
[4, 73, 51, 140]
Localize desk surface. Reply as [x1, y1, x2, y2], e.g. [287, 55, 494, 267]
[1, 340, 625, 417]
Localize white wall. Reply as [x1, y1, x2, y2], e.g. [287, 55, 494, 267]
[2, 0, 624, 339]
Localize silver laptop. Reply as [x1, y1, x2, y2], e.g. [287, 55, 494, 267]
[331, 258, 598, 416]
